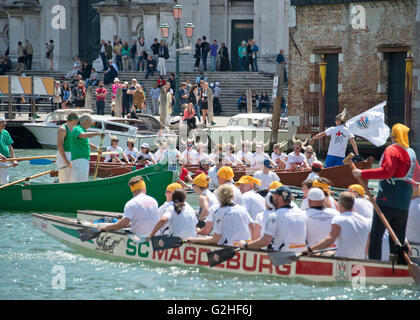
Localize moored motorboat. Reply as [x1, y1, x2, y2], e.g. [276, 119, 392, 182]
[0, 161, 175, 213]
[32, 213, 415, 286]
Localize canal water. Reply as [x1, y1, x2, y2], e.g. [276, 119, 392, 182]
[0, 150, 419, 300]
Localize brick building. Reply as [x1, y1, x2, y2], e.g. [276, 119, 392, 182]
[287, 0, 418, 154]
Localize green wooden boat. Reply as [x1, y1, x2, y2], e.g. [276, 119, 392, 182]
[0, 161, 176, 213]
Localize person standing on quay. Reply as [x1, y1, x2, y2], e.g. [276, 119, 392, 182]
[210, 40, 218, 72]
[24, 39, 33, 71]
[95, 81, 107, 116]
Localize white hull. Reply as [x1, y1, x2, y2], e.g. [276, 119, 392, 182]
[33, 214, 415, 286]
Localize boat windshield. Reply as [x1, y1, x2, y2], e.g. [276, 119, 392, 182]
[227, 118, 264, 128]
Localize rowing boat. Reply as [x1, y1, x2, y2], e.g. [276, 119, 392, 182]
[0, 161, 175, 213]
[32, 213, 417, 286]
[186, 157, 374, 189]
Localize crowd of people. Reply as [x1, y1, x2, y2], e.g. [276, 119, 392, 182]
[238, 39, 259, 72]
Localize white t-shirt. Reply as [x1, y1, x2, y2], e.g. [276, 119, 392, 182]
[202, 189, 219, 209]
[325, 125, 354, 158]
[305, 207, 339, 247]
[241, 190, 266, 220]
[223, 153, 241, 165]
[157, 201, 172, 235]
[271, 152, 287, 165]
[285, 152, 307, 170]
[253, 170, 280, 191]
[236, 150, 253, 165]
[104, 146, 123, 162]
[182, 149, 200, 165]
[213, 182, 243, 206]
[251, 152, 270, 168]
[208, 166, 219, 190]
[306, 172, 319, 181]
[123, 193, 159, 235]
[136, 151, 155, 163]
[163, 203, 198, 239]
[305, 154, 318, 166]
[212, 204, 253, 246]
[124, 147, 139, 161]
[407, 197, 420, 243]
[353, 198, 374, 221]
[264, 206, 307, 252]
[331, 211, 371, 259]
[255, 210, 272, 236]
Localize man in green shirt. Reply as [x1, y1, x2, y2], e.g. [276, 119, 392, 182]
[0, 117, 18, 185]
[57, 112, 79, 183]
[70, 114, 104, 182]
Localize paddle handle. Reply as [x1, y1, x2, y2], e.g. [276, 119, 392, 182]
[0, 170, 54, 190]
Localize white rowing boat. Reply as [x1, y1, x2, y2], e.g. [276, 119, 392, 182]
[32, 213, 417, 286]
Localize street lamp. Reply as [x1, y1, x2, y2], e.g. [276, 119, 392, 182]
[160, 1, 195, 116]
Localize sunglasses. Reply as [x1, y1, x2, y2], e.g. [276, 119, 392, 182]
[187, 144, 193, 147]
[294, 147, 301, 150]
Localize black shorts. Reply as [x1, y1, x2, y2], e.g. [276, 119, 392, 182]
[18, 57, 25, 63]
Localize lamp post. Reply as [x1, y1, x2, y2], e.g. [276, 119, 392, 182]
[160, 1, 194, 116]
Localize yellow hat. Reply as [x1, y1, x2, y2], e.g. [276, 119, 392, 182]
[193, 173, 210, 188]
[269, 181, 283, 190]
[349, 184, 365, 197]
[236, 175, 262, 187]
[392, 123, 410, 149]
[217, 166, 234, 181]
[313, 179, 330, 195]
[130, 179, 146, 193]
[166, 183, 183, 193]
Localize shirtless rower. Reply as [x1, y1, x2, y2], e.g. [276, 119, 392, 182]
[57, 112, 79, 183]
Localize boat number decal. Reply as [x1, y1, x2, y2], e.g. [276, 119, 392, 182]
[95, 234, 124, 254]
[126, 239, 150, 258]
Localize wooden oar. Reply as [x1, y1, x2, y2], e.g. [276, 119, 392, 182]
[345, 153, 420, 286]
[1, 152, 119, 163]
[269, 248, 337, 267]
[0, 170, 55, 190]
[93, 130, 106, 180]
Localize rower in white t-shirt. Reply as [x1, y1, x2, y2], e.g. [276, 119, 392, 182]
[253, 159, 280, 190]
[157, 183, 183, 235]
[348, 184, 374, 220]
[236, 175, 266, 220]
[251, 143, 271, 168]
[124, 139, 139, 163]
[271, 141, 288, 169]
[302, 192, 371, 260]
[305, 188, 339, 248]
[136, 143, 157, 164]
[236, 141, 254, 166]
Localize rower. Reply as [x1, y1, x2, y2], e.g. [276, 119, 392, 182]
[239, 186, 307, 253]
[153, 140, 168, 163]
[104, 136, 129, 164]
[99, 176, 159, 235]
[253, 159, 281, 191]
[188, 184, 255, 246]
[353, 123, 419, 263]
[235, 140, 253, 167]
[271, 141, 288, 169]
[181, 139, 200, 165]
[135, 155, 152, 169]
[214, 166, 243, 205]
[123, 139, 138, 163]
[305, 188, 339, 249]
[251, 143, 271, 168]
[177, 158, 193, 188]
[313, 178, 339, 211]
[194, 157, 211, 178]
[157, 183, 183, 235]
[136, 143, 157, 165]
[209, 144, 223, 164]
[300, 179, 314, 210]
[310, 108, 360, 168]
[285, 135, 310, 171]
[255, 181, 283, 239]
[193, 173, 218, 227]
[236, 175, 265, 221]
[0, 117, 18, 185]
[195, 141, 210, 163]
[306, 161, 323, 181]
[208, 154, 224, 190]
[223, 143, 242, 167]
[70, 114, 104, 182]
[151, 189, 197, 239]
[347, 184, 373, 220]
[303, 145, 318, 166]
[56, 112, 79, 183]
[302, 192, 371, 260]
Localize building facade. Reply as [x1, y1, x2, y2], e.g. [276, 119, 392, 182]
[1, 0, 290, 73]
[288, 0, 418, 154]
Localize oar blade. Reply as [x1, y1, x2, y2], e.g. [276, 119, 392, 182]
[78, 228, 101, 242]
[408, 260, 420, 286]
[151, 235, 184, 251]
[268, 251, 299, 266]
[207, 248, 237, 268]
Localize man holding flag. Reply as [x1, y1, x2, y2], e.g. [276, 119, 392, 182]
[353, 123, 419, 264]
[310, 108, 360, 168]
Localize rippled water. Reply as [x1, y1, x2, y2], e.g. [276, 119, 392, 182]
[1, 150, 419, 300]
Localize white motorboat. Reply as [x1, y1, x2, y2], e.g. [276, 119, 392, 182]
[24, 109, 176, 151]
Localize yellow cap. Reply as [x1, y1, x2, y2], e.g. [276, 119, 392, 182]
[193, 173, 209, 188]
[166, 183, 183, 193]
[236, 175, 262, 187]
[349, 184, 365, 197]
[269, 181, 283, 190]
[130, 180, 146, 192]
[392, 123, 410, 149]
[217, 166, 234, 181]
[313, 179, 330, 195]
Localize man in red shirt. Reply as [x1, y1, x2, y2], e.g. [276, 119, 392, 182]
[95, 81, 107, 115]
[353, 123, 419, 263]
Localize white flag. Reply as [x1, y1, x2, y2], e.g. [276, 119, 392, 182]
[346, 102, 390, 147]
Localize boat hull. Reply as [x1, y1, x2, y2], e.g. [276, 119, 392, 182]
[0, 162, 174, 213]
[32, 213, 414, 286]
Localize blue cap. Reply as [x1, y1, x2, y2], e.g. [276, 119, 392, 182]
[270, 186, 293, 200]
[264, 159, 272, 168]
